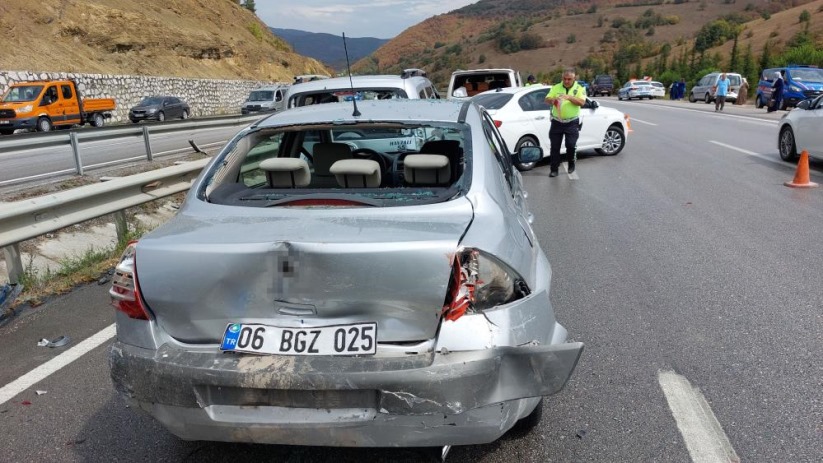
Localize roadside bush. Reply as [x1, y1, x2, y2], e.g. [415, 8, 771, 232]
[519, 32, 544, 50]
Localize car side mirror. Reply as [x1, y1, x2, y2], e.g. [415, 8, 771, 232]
[586, 99, 599, 110]
[516, 146, 543, 164]
[797, 99, 812, 110]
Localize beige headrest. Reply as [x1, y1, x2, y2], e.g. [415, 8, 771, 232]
[259, 158, 311, 188]
[404, 154, 451, 186]
[329, 159, 381, 188]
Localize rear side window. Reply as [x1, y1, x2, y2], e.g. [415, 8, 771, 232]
[473, 93, 514, 110]
[61, 85, 73, 99]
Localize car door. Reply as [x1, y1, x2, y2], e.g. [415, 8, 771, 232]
[60, 84, 81, 125]
[518, 88, 552, 151]
[576, 99, 608, 150]
[481, 111, 536, 250]
[168, 98, 181, 118]
[795, 95, 823, 157]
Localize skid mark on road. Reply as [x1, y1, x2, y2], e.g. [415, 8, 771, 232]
[658, 370, 740, 463]
[0, 324, 116, 405]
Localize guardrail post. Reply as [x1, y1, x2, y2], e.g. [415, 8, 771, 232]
[142, 126, 153, 161]
[2, 244, 24, 284]
[114, 211, 128, 244]
[70, 132, 84, 175]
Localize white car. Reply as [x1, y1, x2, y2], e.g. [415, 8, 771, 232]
[777, 95, 823, 162]
[650, 81, 666, 98]
[473, 85, 630, 170]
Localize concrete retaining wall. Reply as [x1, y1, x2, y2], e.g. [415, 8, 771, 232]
[0, 70, 284, 124]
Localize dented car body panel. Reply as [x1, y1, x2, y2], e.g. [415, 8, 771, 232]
[109, 99, 582, 448]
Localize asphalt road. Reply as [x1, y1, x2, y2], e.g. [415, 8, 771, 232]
[0, 98, 821, 462]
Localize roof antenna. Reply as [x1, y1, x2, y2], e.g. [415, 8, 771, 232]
[342, 32, 361, 117]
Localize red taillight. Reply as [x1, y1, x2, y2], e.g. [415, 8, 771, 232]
[109, 241, 151, 320]
[493, 120, 502, 128]
[442, 250, 478, 321]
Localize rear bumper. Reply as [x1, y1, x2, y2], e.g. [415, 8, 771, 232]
[110, 339, 583, 446]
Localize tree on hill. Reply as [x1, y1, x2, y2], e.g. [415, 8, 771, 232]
[242, 0, 256, 14]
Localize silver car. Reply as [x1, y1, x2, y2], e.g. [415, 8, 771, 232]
[109, 99, 583, 450]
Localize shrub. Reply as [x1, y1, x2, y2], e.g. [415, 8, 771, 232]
[799, 10, 811, 23]
[567, 33, 577, 43]
[247, 22, 263, 40]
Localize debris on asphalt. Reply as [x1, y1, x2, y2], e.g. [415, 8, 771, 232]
[576, 429, 587, 439]
[21, 401, 31, 405]
[35, 390, 47, 396]
[37, 335, 71, 348]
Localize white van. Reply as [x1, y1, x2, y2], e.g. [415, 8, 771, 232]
[447, 69, 523, 101]
[285, 73, 440, 108]
[241, 85, 288, 114]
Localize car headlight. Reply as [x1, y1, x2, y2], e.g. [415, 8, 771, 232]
[442, 248, 531, 321]
[15, 105, 32, 114]
[789, 85, 802, 93]
[146, 108, 157, 113]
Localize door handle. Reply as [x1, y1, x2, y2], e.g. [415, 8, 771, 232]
[535, 116, 546, 120]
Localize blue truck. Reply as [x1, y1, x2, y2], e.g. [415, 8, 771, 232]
[755, 65, 823, 110]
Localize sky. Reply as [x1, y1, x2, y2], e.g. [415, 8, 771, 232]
[257, 0, 479, 39]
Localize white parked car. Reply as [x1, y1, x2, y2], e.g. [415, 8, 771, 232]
[777, 95, 823, 162]
[473, 85, 630, 170]
[650, 81, 666, 98]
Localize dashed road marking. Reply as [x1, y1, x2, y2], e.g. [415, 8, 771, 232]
[658, 370, 740, 463]
[627, 117, 657, 126]
[0, 324, 116, 405]
[708, 141, 820, 177]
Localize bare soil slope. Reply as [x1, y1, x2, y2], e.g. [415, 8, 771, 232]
[0, 0, 330, 81]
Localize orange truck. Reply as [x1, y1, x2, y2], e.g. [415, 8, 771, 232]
[0, 79, 115, 134]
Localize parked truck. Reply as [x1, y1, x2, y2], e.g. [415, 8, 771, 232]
[0, 79, 115, 134]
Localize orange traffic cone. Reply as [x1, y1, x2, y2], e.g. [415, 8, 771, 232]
[784, 150, 819, 188]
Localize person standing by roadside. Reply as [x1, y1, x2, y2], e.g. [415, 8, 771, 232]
[525, 75, 537, 86]
[544, 68, 586, 177]
[734, 77, 749, 105]
[713, 72, 731, 111]
[677, 78, 686, 100]
[768, 71, 784, 112]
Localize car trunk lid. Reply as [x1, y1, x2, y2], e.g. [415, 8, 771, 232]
[134, 199, 474, 344]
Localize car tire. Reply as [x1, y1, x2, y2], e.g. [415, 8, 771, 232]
[181, 110, 189, 120]
[778, 126, 798, 162]
[618, 94, 623, 101]
[704, 93, 712, 104]
[514, 135, 540, 171]
[36, 117, 53, 132]
[688, 92, 696, 103]
[157, 111, 165, 122]
[0, 129, 14, 135]
[91, 113, 104, 128]
[596, 124, 625, 156]
[508, 398, 544, 438]
[755, 95, 764, 109]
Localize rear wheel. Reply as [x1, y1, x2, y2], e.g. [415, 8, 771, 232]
[181, 109, 189, 120]
[514, 135, 540, 171]
[688, 92, 696, 103]
[704, 93, 712, 104]
[157, 111, 165, 122]
[596, 125, 625, 156]
[778, 126, 798, 162]
[36, 117, 53, 132]
[91, 113, 104, 127]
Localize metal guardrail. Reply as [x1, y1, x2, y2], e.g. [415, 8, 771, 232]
[0, 114, 260, 186]
[0, 158, 210, 284]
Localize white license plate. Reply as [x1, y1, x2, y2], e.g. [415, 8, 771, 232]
[220, 322, 377, 356]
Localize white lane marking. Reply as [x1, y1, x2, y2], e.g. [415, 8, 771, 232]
[708, 141, 821, 177]
[607, 100, 778, 126]
[562, 161, 579, 179]
[0, 324, 116, 405]
[658, 371, 740, 463]
[627, 117, 657, 126]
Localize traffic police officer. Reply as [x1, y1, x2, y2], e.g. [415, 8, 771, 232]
[545, 68, 586, 177]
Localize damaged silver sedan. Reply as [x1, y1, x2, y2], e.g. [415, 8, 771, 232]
[109, 99, 583, 451]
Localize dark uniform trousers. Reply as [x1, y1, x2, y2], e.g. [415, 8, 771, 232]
[549, 118, 579, 172]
